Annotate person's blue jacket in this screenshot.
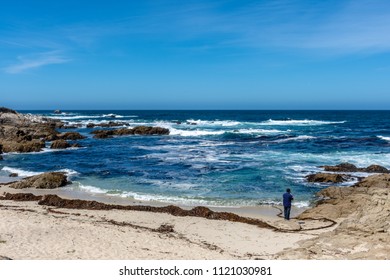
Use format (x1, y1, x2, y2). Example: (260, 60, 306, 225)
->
(283, 192, 293, 207)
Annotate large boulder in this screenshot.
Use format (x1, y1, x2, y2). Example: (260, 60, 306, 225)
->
(132, 126, 169, 135)
(364, 164, 389, 173)
(91, 126, 169, 138)
(6, 172, 68, 189)
(92, 130, 115, 139)
(277, 174, 390, 259)
(321, 163, 389, 173)
(306, 173, 351, 183)
(50, 140, 71, 149)
(0, 140, 45, 153)
(58, 132, 86, 140)
(0, 107, 17, 114)
(322, 163, 358, 172)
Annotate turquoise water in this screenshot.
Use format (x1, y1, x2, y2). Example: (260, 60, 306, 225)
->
(1, 110, 390, 207)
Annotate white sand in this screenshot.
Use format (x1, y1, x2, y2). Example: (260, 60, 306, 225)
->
(0, 185, 327, 260)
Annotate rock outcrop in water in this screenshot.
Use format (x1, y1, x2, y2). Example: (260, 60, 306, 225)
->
(0, 107, 84, 153)
(91, 126, 170, 139)
(306, 173, 352, 183)
(3, 172, 68, 189)
(321, 162, 389, 173)
(277, 173, 390, 259)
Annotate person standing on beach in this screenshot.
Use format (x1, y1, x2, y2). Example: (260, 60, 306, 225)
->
(283, 188, 294, 220)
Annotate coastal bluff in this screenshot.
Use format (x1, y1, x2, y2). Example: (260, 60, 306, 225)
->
(277, 173, 390, 259)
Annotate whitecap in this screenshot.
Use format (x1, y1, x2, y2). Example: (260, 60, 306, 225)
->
(186, 119, 241, 127)
(0, 166, 79, 179)
(273, 135, 316, 143)
(73, 182, 108, 194)
(169, 128, 225, 137)
(1, 166, 43, 177)
(259, 119, 346, 126)
(377, 135, 390, 142)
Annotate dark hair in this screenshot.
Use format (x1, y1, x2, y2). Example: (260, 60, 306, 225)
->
(286, 188, 291, 193)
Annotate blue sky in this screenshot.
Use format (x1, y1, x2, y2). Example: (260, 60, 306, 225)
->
(1, 0, 390, 110)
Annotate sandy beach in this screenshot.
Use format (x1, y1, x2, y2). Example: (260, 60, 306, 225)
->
(0, 182, 320, 260)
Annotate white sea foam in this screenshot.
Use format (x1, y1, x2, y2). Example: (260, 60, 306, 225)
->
(1, 166, 43, 177)
(236, 128, 284, 135)
(74, 182, 108, 194)
(186, 119, 241, 127)
(169, 128, 225, 137)
(273, 135, 316, 143)
(0, 166, 79, 179)
(49, 115, 97, 120)
(168, 127, 285, 137)
(377, 135, 390, 142)
(259, 119, 346, 126)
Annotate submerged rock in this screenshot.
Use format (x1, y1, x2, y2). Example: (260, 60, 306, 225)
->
(5, 172, 68, 189)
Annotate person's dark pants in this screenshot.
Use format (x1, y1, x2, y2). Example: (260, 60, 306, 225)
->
(284, 206, 291, 220)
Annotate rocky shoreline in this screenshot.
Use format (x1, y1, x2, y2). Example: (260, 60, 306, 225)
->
(1, 107, 389, 259)
(0, 107, 170, 154)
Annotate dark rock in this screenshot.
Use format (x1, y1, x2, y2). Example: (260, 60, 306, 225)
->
(0, 107, 17, 114)
(91, 126, 169, 138)
(58, 132, 86, 140)
(0, 155, 3, 160)
(114, 128, 134, 135)
(132, 126, 170, 135)
(92, 130, 115, 139)
(6, 172, 68, 189)
(9, 173, 18, 177)
(0, 256, 12, 260)
(50, 140, 71, 149)
(321, 163, 389, 173)
(306, 173, 351, 183)
(322, 163, 358, 172)
(364, 164, 389, 173)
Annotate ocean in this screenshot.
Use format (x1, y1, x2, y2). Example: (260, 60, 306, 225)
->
(1, 110, 390, 208)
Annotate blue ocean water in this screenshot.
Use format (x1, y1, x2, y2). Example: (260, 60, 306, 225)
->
(1, 110, 390, 207)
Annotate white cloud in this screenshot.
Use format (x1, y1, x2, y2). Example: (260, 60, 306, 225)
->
(4, 51, 69, 74)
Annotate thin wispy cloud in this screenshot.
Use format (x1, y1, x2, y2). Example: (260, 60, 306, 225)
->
(4, 51, 69, 74)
